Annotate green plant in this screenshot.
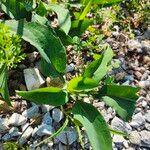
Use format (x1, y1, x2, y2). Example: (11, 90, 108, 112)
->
(0, 0, 140, 149)
(17, 47, 140, 150)
(3, 141, 29, 150)
(0, 23, 25, 105)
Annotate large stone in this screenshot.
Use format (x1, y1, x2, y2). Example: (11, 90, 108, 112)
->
(130, 112, 145, 128)
(111, 117, 132, 133)
(42, 112, 52, 125)
(9, 127, 21, 137)
(57, 127, 77, 145)
(9, 113, 27, 126)
(139, 80, 150, 89)
(22, 105, 39, 119)
(128, 40, 142, 52)
(36, 124, 54, 136)
(0, 118, 9, 134)
(140, 130, 150, 148)
(129, 131, 141, 145)
(19, 126, 33, 145)
(52, 108, 63, 123)
(23, 68, 45, 91)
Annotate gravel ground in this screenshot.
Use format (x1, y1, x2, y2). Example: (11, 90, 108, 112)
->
(0, 26, 150, 150)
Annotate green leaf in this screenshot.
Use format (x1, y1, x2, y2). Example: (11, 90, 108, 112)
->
(5, 20, 66, 74)
(17, 87, 68, 106)
(67, 77, 99, 93)
(93, 0, 122, 5)
(0, 0, 31, 20)
(96, 84, 140, 121)
(21, 0, 36, 11)
(72, 101, 112, 150)
(0, 65, 11, 106)
(70, 19, 93, 37)
(84, 47, 113, 82)
(44, 4, 71, 34)
(109, 128, 128, 137)
(79, 0, 92, 20)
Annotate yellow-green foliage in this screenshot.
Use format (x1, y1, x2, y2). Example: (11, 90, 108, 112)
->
(0, 23, 25, 69)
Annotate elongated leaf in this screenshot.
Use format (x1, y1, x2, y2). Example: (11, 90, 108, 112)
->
(5, 20, 66, 74)
(17, 87, 68, 106)
(72, 101, 112, 150)
(0, 0, 31, 20)
(84, 47, 113, 82)
(93, 0, 122, 5)
(44, 3, 71, 34)
(96, 84, 140, 121)
(0, 66, 11, 106)
(79, 0, 92, 20)
(67, 77, 99, 93)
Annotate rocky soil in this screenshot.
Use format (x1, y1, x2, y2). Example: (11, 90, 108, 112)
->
(0, 24, 150, 150)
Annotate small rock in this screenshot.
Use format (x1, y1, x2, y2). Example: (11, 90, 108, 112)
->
(129, 131, 141, 145)
(32, 127, 38, 137)
(140, 130, 150, 147)
(47, 141, 53, 148)
(111, 117, 132, 133)
(52, 108, 63, 123)
(58, 142, 64, 150)
(22, 105, 39, 118)
(9, 127, 21, 137)
(41, 105, 54, 113)
(2, 133, 11, 141)
(145, 123, 150, 131)
(9, 113, 27, 126)
(36, 124, 54, 136)
(145, 110, 150, 123)
(41, 144, 49, 150)
(57, 127, 77, 145)
(113, 135, 125, 144)
(19, 126, 33, 145)
(142, 100, 147, 108)
(21, 123, 30, 132)
(128, 40, 142, 52)
(0, 118, 9, 133)
(139, 80, 150, 89)
(67, 63, 75, 72)
(130, 112, 145, 128)
(42, 112, 52, 125)
(24, 68, 45, 91)
(143, 27, 150, 39)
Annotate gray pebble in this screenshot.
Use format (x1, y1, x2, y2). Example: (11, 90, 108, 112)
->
(130, 112, 145, 128)
(140, 130, 150, 148)
(52, 108, 63, 123)
(2, 133, 11, 141)
(9, 127, 21, 137)
(111, 117, 132, 133)
(57, 127, 77, 145)
(22, 105, 39, 118)
(129, 131, 141, 145)
(36, 124, 54, 136)
(9, 113, 27, 126)
(42, 112, 52, 125)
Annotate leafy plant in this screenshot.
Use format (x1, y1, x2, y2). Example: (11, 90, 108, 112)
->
(0, 0, 141, 149)
(17, 46, 140, 150)
(0, 23, 25, 105)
